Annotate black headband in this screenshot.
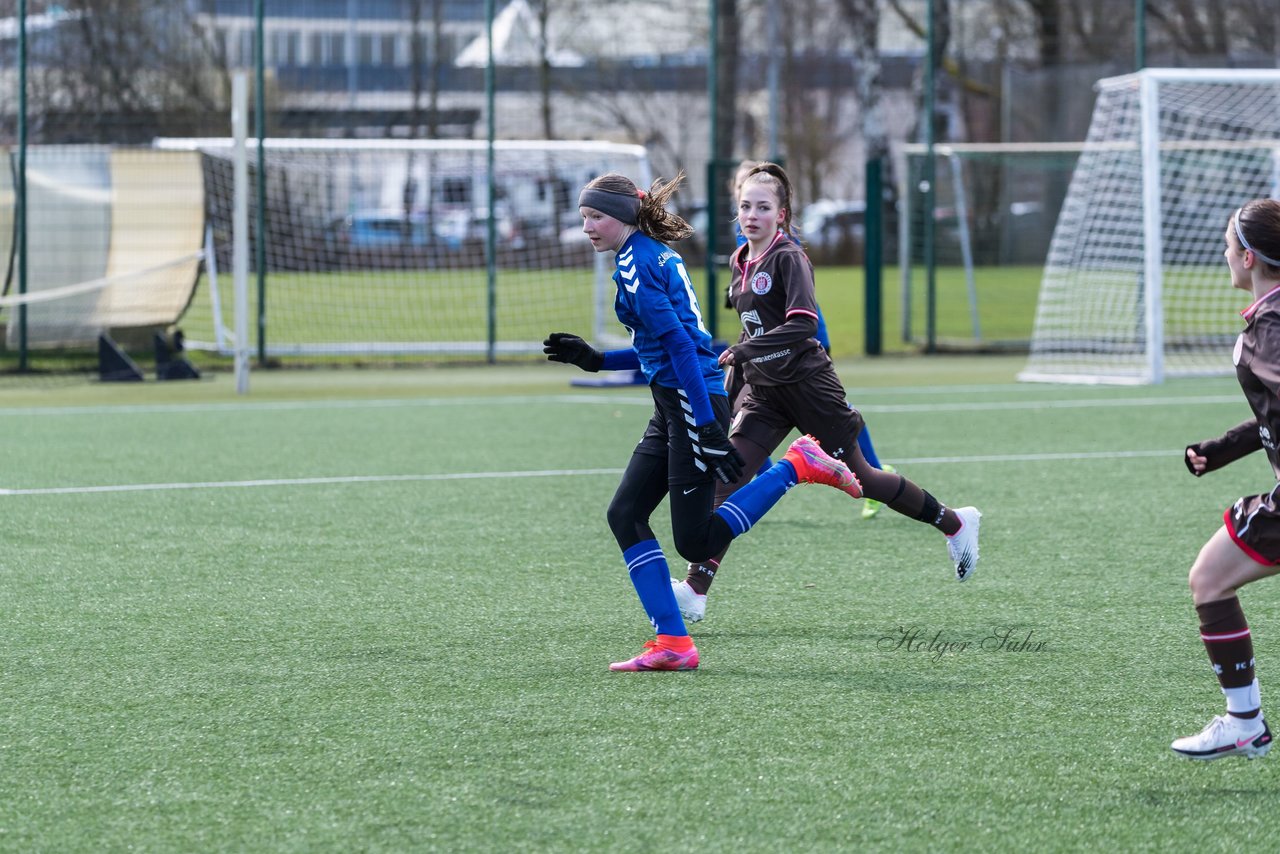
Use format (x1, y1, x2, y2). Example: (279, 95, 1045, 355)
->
(578, 187, 641, 225)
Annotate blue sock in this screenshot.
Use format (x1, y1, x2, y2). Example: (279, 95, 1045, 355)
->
(857, 426, 882, 470)
(755, 456, 773, 478)
(715, 460, 797, 536)
(622, 540, 687, 636)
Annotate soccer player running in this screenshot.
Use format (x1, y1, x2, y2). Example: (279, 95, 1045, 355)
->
(1171, 199, 1280, 760)
(543, 171, 862, 672)
(672, 162, 980, 623)
(728, 159, 897, 521)
(674, 159, 899, 619)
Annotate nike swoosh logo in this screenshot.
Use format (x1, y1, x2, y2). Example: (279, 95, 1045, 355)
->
(682, 487, 697, 495)
(1237, 736, 1258, 747)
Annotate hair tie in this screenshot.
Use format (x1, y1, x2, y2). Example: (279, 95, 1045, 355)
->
(636, 190, 646, 199)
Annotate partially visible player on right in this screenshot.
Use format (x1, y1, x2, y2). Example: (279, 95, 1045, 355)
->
(1172, 198, 1280, 761)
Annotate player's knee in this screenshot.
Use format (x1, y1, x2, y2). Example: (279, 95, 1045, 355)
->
(1188, 561, 1225, 604)
(605, 496, 639, 546)
(671, 528, 714, 565)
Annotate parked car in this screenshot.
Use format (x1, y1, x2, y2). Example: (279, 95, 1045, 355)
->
(800, 199, 866, 262)
(327, 206, 522, 253)
(325, 211, 433, 249)
(434, 206, 522, 250)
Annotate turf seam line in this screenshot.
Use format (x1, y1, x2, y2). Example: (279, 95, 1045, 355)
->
(0, 450, 1182, 496)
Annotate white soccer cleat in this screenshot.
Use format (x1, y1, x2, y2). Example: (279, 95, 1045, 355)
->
(946, 506, 982, 582)
(1171, 713, 1272, 760)
(671, 578, 706, 623)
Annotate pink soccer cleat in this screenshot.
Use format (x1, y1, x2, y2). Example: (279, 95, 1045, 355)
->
(782, 434, 862, 498)
(609, 639, 700, 672)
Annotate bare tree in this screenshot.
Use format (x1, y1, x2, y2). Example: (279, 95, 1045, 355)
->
(29, 0, 229, 143)
(529, 0, 556, 139)
(1147, 0, 1224, 57)
(428, 0, 445, 138)
(762, 0, 854, 205)
(836, 0, 886, 163)
(705, 0, 740, 254)
(403, 0, 427, 139)
(1230, 0, 1278, 58)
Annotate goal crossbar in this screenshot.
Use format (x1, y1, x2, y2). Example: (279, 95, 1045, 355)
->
(153, 137, 652, 362)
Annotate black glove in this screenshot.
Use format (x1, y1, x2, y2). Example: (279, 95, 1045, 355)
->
(543, 332, 604, 372)
(1184, 443, 1204, 477)
(695, 422, 746, 485)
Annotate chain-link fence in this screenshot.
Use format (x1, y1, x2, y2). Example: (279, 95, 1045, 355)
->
(1, 1, 1275, 374)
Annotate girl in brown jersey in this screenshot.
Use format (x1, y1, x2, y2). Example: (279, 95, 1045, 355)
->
(673, 161, 982, 624)
(1172, 199, 1280, 760)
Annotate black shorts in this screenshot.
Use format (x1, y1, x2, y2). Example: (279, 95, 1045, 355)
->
(729, 365, 864, 462)
(635, 384, 734, 486)
(1226, 484, 1280, 565)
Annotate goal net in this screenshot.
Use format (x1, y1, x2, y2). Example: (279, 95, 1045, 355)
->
(1019, 68, 1280, 384)
(894, 141, 1082, 351)
(154, 138, 651, 360)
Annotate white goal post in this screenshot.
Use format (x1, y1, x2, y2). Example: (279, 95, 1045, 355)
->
(1019, 68, 1280, 385)
(153, 136, 651, 362)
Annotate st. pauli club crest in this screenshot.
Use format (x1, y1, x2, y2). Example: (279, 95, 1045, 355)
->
(751, 271, 772, 295)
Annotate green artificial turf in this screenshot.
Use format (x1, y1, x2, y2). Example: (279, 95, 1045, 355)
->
(1, 357, 1274, 851)
(165, 262, 1040, 371)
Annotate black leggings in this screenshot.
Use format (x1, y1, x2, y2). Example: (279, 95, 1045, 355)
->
(606, 450, 734, 563)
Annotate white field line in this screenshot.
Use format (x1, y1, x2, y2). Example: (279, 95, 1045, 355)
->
(0, 450, 1177, 497)
(0, 388, 1239, 496)
(0, 468, 622, 496)
(0, 392, 1244, 418)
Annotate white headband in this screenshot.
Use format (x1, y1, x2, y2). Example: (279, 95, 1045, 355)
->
(1234, 208, 1280, 267)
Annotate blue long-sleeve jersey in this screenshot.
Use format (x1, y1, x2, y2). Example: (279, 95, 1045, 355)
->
(611, 232, 724, 400)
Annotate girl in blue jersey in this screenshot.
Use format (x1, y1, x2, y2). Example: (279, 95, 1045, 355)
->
(544, 171, 861, 672)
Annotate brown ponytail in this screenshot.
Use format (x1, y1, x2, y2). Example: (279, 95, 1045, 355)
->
(583, 170, 693, 243)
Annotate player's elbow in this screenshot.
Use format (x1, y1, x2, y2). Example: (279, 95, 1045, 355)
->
(789, 312, 818, 337)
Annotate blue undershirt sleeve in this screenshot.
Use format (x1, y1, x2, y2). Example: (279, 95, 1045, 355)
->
(814, 303, 832, 351)
(658, 328, 716, 425)
(601, 349, 641, 371)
